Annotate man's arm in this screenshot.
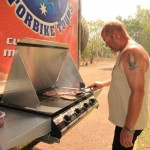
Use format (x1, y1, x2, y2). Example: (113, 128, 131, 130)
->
(120, 48, 146, 148)
(123, 50, 145, 129)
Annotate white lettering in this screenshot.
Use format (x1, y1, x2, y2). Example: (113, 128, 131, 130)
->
(6, 38, 13, 45)
(6, 38, 20, 45)
(9, 1, 73, 36)
(4, 49, 15, 57)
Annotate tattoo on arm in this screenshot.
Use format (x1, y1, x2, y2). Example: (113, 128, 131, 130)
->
(127, 53, 137, 70)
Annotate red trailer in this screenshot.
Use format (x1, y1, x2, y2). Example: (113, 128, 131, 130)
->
(0, 0, 81, 81)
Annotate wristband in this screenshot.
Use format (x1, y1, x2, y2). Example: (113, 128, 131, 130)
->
(124, 126, 135, 134)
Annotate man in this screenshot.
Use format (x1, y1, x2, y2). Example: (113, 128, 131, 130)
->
(88, 21, 150, 150)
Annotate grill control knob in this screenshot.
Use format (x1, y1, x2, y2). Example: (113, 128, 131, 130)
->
(83, 103, 89, 109)
(63, 115, 71, 123)
(74, 108, 81, 115)
(89, 98, 96, 105)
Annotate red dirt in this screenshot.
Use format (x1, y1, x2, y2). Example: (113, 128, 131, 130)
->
(35, 60, 115, 150)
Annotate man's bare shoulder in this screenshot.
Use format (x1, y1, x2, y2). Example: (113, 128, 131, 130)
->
(120, 45, 149, 72)
(122, 43, 148, 60)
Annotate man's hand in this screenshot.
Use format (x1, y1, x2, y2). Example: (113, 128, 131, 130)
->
(87, 80, 111, 91)
(120, 128, 134, 148)
(87, 81, 104, 91)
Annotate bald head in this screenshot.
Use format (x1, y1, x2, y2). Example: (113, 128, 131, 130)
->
(101, 21, 130, 39)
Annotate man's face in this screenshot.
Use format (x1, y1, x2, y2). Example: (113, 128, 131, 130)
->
(101, 32, 119, 52)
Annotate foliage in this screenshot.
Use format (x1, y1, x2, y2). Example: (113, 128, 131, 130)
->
(84, 20, 106, 62)
(122, 6, 150, 55)
(81, 6, 150, 60)
(137, 125, 150, 150)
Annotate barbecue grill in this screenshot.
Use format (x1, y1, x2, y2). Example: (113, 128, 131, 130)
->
(0, 38, 99, 149)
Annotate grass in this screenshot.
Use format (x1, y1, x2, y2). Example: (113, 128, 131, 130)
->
(136, 90, 150, 150)
(137, 122, 150, 150)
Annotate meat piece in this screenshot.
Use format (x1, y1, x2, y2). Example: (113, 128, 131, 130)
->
(57, 91, 74, 95)
(43, 89, 58, 96)
(43, 88, 84, 98)
(60, 95, 76, 100)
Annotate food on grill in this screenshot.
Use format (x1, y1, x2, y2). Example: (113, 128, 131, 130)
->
(42, 88, 83, 100)
(43, 89, 58, 96)
(58, 90, 76, 96)
(60, 95, 76, 100)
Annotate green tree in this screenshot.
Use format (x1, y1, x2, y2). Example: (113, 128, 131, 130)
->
(136, 6, 150, 54)
(82, 6, 150, 61)
(122, 6, 150, 54)
(86, 20, 109, 63)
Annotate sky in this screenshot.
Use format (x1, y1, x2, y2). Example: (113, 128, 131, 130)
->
(82, 0, 150, 21)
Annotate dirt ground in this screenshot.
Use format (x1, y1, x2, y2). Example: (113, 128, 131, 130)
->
(34, 60, 116, 150)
